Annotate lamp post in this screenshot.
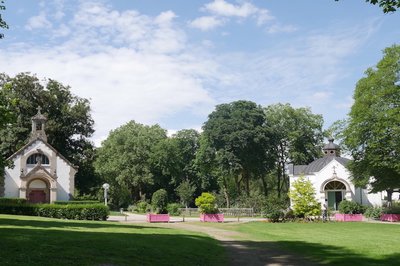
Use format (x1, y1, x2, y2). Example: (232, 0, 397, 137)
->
(102, 183, 110, 206)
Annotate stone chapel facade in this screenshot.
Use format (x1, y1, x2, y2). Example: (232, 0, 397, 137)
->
(1, 108, 77, 203)
(289, 139, 398, 210)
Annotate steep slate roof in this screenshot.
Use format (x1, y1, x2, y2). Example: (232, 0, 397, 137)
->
(289, 139, 350, 175)
(8, 138, 78, 170)
(294, 156, 350, 175)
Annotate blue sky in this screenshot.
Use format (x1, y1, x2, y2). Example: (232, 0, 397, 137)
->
(1, 0, 399, 146)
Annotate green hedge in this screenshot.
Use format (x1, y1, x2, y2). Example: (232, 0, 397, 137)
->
(53, 200, 101, 205)
(0, 203, 37, 216)
(0, 198, 27, 205)
(0, 203, 109, 220)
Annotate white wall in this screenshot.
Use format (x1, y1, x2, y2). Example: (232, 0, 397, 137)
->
(3, 140, 75, 201)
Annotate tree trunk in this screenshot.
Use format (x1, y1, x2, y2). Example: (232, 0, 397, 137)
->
(260, 175, 268, 196)
(242, 169, 250, 196)
(277, 164, 281, 198)
(387, 189, 393, 207)
(222, 176, 230, 208)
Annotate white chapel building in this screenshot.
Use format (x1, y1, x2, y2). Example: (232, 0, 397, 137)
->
(288, 139, 397, 210)
(1, 108, 77, 203)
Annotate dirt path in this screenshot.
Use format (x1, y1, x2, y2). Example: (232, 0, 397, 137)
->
(159, 222, 319, 266)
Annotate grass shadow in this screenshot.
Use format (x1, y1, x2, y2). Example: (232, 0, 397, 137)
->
(0, 216, 226, 266)
(0, 215, 159, 230)
(222, 239, 400, 266)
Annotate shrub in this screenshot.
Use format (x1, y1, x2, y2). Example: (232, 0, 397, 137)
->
(288, 175, 321, 218)
(364, 206, 383, 219)
(262, 205, 284, 222)
(383, 202, 400, 214)
(195, 192, 218, 214)
(262, 195, 287, 222)
(0, 198, 27, 205)
(0, 202, 109, 220)
(128, 201, 151, 213)
(151, 189, 168, 214)
(53, 200, 100, 205)
(283, 209, 296, 221)
(0, 203, 37, 216)
(338, 200, 365, 214)
(167, 203, 182, 216)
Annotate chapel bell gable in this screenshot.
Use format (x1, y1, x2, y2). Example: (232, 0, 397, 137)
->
(323, 138, 340, 157)
(30, 106, 48, 142)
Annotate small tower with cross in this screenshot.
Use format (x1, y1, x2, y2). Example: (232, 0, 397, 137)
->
(30, 106, 48, 142)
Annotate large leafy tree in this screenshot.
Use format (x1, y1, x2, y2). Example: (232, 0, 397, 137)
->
(0, 73, 97, 194)
(151, 129, 201, 202)
(264, 103, 324, 198)
(0, 86, 15, 181)
(95, 121, 166, 207)
(344, 45, 400, 202)
(0, 0, 8, 39)
(335, 0, 400, 12)
(201, 100, 274, 199)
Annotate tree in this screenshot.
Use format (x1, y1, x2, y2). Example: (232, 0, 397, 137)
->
(0, 0, 8, 39)
(0, 73, 97, 194)
(343, 45, 400, 203)
(176, 180, 196, 208)
(151, 189, 168, 214)
(201, 100, 274, 200)
(0, 86, 15, 183)
(264, 103, 324, 198)
(335, 0, 400, 13)
(288, 175, 321, 219)
(95, 121, 166, 206)
(150, 129, 201, 199)
(325, 119, 350, 155)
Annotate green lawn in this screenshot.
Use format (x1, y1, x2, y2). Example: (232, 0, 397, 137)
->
(0, 214, 226, 266)
(206, 221, 400, 266)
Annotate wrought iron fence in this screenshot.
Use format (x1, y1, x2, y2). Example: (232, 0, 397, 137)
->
(179, 207, 254, 217)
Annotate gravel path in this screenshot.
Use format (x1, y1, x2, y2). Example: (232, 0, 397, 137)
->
(157, 222, 319, 266)
(108, 213, 318, 266)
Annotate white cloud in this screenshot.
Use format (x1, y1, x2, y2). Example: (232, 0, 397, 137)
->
(25, 12, 52, 30)
(3, 1, 379, 145)
(204, 0, 268, 20)
(311, 91, 333, 102)
(3, 1, 219, 146)
(189, 16, 225, 31)
(266, 24, 297, 34)
(191, 0, 284, 31)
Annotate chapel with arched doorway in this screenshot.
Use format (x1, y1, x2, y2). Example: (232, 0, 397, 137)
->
(289, 138, 385, 208)
(1, 107, 77, 203)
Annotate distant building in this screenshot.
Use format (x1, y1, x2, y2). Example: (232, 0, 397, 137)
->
(1, 107, 77, 203)
(288, 138, 398, 210)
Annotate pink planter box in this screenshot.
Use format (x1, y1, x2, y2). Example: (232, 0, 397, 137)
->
(200, 213, 224, 222)
(335, 213, 363, 222)
(146, 213, 170, 223)
(380, 214, 400, 222)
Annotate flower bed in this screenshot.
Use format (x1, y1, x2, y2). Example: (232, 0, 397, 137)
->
(146, 213, 170, 223)
(200, 213, 224, 222)
(380, 214, 400, 222)
(335, 213, 363, 222)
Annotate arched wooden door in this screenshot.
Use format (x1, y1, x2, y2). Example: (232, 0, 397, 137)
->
(27, 179, 49, 203)
(29, 190, 46, 203)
